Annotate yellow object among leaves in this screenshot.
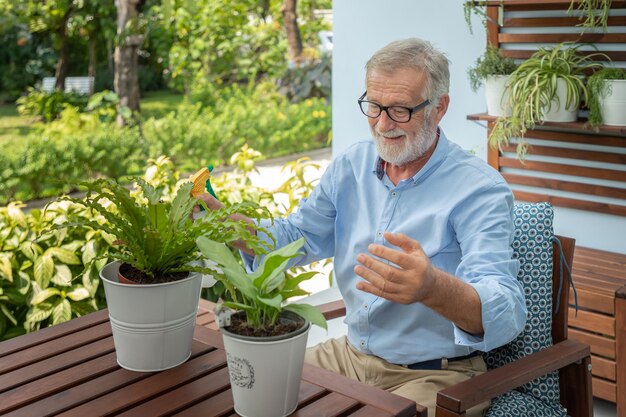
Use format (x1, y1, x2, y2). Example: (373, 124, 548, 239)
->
(189, 167, 209, 198)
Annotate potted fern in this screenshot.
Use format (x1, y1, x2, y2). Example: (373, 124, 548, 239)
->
(587, 67, 626, 126)
(196, 236, 327, 417)
(490, 43, 604, 158)
(468, 45, 518, 116)
(52, 178, 270, 371)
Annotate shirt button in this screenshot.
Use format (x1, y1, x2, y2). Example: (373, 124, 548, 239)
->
(360, 340, 365, 346)
(363, 304, 368, 310)
(391, 192, 397, 197)
(377, 232, 382, 237)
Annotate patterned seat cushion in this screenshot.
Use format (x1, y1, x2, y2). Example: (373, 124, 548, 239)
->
(484, 203, 566, 415)
(486, 390, 566, 417)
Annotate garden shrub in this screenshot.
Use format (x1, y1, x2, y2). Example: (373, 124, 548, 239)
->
(143, 81, 330, 171)
(16, 88, 89, 122)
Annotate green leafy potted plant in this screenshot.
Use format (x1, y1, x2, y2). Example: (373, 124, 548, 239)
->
(196, 236, 327, 417)
(490, 43, 605, 158)
(587, 67, 626, 126)
(468, 45, 518, 116)
(51, 178, 271, 371)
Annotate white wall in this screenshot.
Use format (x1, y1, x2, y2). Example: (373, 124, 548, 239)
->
(331, 1, 626, 253)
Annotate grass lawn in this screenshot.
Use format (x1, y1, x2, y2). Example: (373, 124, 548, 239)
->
(0, 90, 185, 145)
(0, 104, 35, 145)
(140, 90, 185, 119)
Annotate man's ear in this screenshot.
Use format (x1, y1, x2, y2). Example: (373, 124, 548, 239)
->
(432, 94, 450, 124)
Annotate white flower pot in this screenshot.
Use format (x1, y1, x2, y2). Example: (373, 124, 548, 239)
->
(485, 75, 512, 117)
(542, 78, 579, 122)
(100, 261, 203, 372)
(221, 313, 311, 417)
(599, 79, 626, 126)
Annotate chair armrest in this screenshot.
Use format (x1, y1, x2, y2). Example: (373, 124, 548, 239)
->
(436, 339, 590, 414)
(317, 299, 346, 320)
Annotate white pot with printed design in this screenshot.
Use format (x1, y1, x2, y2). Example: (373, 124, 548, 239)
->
(220, 311, 311, 417)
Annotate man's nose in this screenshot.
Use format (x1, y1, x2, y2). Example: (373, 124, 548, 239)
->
(377, 110, 396, 131)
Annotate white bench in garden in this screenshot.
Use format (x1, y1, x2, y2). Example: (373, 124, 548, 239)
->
(42, 76, 94, 95)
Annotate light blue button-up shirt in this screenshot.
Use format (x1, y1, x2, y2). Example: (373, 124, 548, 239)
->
(244, 130, 526, 365)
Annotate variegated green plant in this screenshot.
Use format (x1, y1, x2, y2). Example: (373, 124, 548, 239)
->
(196, 236, 327, 331)
(0, 200, 109, 339)
(51, 178, 272, 283)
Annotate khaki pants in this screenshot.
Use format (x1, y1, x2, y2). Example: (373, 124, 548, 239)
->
(305, 336, 489, 417)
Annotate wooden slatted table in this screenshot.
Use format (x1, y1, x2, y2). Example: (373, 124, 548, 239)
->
(0, 306, 419, 417)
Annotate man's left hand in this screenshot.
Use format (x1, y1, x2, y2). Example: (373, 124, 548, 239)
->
(354, 232, 436, 304)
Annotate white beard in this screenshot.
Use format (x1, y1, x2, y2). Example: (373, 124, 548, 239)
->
(370, 118, 437, 166)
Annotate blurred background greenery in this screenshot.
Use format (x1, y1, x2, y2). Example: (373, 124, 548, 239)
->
(0, 0, 332, 204)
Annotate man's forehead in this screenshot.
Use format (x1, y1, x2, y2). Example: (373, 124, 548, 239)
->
(366, 68, 427, 101)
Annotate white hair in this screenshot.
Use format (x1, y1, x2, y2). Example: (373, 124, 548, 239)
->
(365, 38, 450, 116)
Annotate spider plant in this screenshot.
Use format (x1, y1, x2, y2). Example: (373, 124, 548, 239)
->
(489, 43, 605, 159)
(568, 0, 612, 32)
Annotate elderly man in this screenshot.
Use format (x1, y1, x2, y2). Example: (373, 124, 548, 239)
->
(202, 38, 526, 415)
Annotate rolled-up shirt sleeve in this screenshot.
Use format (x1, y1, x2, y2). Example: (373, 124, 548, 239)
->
(450, 183, 527, 351)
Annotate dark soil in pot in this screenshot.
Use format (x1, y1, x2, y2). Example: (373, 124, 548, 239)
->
(118, 263, 189, 285)
(225, 311, 305, 338)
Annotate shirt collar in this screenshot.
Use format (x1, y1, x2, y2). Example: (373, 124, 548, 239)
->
(373, 127, 445, 182)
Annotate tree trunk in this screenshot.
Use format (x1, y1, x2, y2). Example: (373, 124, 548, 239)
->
(281, 0, 303, 67)
(114, 0, 142, 125)
(88, 36, 97, 94)
(54, 9, 73, 92)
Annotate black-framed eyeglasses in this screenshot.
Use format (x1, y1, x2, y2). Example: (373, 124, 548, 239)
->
(357, 91, 430, 123)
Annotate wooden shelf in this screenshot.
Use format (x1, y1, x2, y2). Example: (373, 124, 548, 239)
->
(474, 0, 626, 8)
(467, 113, 626, 139)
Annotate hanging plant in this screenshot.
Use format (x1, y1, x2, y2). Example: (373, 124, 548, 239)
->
(568, 0, 612, 32)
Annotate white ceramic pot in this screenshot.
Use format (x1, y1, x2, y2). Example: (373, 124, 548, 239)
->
(599, 79, 626, 126)
(542, 78, 579, 122)
(221, 312, 311, 417)
(485, 75, 512, 117)
(100, 261, 203, 372)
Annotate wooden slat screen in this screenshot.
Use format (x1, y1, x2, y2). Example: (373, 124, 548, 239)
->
(476, 1, 626, 217)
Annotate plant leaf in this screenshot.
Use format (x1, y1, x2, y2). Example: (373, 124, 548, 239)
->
(196, 236, 244, 273)
(257, 294, 282, 309)
(34, 254, 54, 288)
(285, 303, 327, 330)
(66, 286, 90, 301)
(31, 287, 62, 305)
(52, 299, 72, 325)
(51, 264, 73, 286)
(46, 247, 81, 265)
(0, 254, 13, 283)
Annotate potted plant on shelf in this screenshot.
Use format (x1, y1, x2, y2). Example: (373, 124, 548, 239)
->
(468, 44, 518, 117)
(196, 236, 327, 417)
(587, 67, 626, 126)
(489, 43, 605, 159)
(50, 177, 270, 372)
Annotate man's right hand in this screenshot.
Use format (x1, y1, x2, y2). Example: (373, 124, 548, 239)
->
(193, 192, 257, 256)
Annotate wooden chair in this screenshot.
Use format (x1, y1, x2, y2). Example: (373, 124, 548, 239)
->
(312, 203, 593, 417)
